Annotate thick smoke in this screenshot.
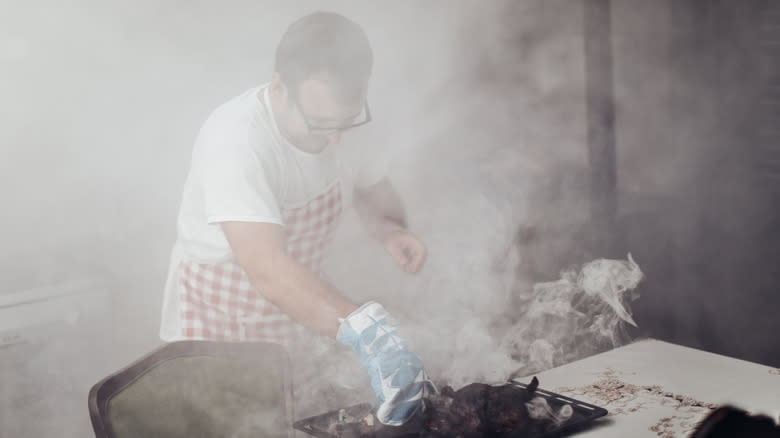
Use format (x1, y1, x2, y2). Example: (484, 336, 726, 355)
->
(10, 1, 773, 436)
(296, 0, 645, 416)
(2, 1, 636, 430)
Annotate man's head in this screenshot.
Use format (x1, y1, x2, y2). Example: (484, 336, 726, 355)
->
(269, 11, 373, 153)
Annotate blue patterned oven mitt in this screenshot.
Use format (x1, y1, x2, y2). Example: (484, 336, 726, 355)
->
(337, 301, 436, 426)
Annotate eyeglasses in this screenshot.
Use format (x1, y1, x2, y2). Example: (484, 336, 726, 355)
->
(292, 97, 372, 134)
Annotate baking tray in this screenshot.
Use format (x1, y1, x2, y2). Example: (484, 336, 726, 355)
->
(293, 379, 608, 438)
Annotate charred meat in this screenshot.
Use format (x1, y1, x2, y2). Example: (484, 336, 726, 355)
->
(323, 377, 556, 437)
(424, 377, 548, 437)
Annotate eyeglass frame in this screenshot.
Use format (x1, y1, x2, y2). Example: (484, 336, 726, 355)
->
(290, 93, 372, 134)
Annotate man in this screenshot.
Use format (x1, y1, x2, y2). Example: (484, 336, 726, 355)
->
(159, 11, 433, 426)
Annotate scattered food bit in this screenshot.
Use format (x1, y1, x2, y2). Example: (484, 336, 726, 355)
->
(557, 370, 720, 412)
(557, 369, 723, 437)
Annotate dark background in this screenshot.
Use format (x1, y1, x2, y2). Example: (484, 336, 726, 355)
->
(509, 1, 780, 367)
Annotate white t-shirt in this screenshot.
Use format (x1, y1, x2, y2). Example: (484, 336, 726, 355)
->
(160, 84, 385, 341)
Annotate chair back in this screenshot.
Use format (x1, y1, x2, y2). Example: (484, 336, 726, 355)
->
(88, 341, 293, 438)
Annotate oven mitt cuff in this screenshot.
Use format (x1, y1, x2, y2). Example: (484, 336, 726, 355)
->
(337, 301, 435, 426)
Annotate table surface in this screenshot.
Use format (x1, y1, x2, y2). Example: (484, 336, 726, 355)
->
(518, 338, 780, 438)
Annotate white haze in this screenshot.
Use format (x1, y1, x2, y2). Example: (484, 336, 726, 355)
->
(3, 0, 652, 435)
(289, 0, 645, 417)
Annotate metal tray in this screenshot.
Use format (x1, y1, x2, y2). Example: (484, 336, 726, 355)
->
(293, 380, 608, 438)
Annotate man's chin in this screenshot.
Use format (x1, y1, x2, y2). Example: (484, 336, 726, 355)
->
(294, 138, 329, 154)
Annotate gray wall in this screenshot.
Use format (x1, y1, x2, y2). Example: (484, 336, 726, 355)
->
(609, 0, 779, 366)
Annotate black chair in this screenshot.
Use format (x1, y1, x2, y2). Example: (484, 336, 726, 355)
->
(88, 341, 293, 438)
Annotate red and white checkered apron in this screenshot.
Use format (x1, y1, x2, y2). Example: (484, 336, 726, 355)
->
(177, 182, 343, 344)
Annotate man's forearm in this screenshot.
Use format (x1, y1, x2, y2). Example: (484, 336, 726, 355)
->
(245, 252, 358, 336)
(221, 221, 359, 337)
(354, 179, 408, 242)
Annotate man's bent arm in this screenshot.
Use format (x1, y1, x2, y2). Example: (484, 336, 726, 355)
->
(354, 178, 408, 242)
(221, 221, 358, 337)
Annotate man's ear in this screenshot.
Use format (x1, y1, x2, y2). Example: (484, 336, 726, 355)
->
(270, 73, 288, 100)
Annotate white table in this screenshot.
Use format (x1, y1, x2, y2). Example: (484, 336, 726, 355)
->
(519, 339, 780, 437)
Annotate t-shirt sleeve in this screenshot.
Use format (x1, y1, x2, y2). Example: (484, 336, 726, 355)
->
(195, 120, 283, 226)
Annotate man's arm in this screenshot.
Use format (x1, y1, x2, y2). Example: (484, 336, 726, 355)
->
(223, 220, 433, 424)
(354, 178, 427, 273)
(353, 178, 408, 241)
(221, 221, 358, 337)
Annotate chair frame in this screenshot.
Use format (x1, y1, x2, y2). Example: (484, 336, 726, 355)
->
(88, 340, 293, 438)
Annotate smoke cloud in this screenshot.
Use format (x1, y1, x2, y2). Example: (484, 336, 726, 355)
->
(5, 1, 775, 436)
(295, 0, 644, 417)
(1, 0, 627, 429)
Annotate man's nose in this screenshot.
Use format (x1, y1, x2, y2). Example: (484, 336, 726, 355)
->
(326, 130, 341, 144)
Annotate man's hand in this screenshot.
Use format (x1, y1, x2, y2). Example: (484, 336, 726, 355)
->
(354, 179, 426, 274)
(337, 302, 435, 426)
(383, 230, 427, 274)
